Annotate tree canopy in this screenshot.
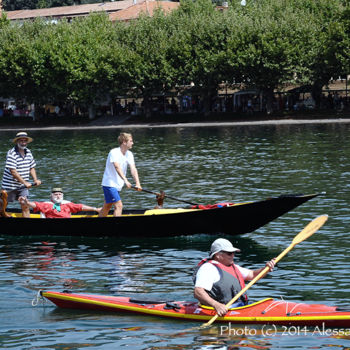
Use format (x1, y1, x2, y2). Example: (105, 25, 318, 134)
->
(0, 0, 348, 115)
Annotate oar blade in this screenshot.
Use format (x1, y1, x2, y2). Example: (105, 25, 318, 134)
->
(292, 215, 328, 245)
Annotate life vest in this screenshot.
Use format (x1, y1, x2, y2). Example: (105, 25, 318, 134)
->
(193, 258, 249, 305)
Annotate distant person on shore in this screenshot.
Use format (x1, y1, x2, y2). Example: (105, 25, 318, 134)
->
(99, 132, 142, 217)
(247, 99, 253, 114)
(19, 187, 101, 218)
(1, 131, 41, 218)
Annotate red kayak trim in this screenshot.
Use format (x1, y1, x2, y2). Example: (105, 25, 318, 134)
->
(40, 291, 350, 327)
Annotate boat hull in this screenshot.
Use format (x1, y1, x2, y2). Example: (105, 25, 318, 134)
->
(41, 291, 350, 327)
(1, 193, 319, 237)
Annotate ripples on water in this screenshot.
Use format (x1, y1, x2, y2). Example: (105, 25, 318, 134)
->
(0, 123, 350, 349)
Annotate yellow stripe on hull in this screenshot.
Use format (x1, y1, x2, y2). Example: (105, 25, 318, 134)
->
(9, 208, 200, 219)
(41, 292, 350, 324)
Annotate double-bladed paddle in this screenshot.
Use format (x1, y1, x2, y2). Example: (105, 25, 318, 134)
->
(132, 186, 198, 206)
(198, 214, 328, 329)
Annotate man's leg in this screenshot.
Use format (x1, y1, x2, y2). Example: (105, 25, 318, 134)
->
(21, 202, 30, 218)
(113, 200, 123, 217)
(15, 188, 30, 218)
(99, 202, 113, 217)
(101, 186, 122, 217)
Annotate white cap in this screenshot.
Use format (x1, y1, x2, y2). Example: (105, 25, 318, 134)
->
(209, 238, 241, 258)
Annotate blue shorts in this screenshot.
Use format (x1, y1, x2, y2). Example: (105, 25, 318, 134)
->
(102, 186, 121, 204)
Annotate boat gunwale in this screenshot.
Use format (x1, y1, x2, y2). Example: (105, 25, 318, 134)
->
(2, 193, 320, 220)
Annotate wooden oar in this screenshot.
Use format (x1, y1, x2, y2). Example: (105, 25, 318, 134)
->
(132, 186, 198, 206)
(199, 214, 328, 329)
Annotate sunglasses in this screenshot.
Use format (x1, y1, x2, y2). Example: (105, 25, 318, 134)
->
(222, 251, 235, 256)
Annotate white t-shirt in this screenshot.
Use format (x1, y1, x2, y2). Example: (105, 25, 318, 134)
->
(101, 147, 135, 191)
(195, 261, 250, 291)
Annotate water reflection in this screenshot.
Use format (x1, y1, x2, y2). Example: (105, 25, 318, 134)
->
(1, 124, 349, 208)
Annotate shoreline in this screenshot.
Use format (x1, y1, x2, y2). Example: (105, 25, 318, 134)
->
(0, 117, 350, 131)
(0, 111, 350, 132)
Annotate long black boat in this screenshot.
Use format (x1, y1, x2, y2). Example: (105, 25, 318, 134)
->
(0, 193, 320, 237)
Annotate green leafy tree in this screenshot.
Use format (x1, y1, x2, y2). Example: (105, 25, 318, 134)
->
(36, 13, 136, 111)
(67, 14, 139, 113)
(0, 13, 135, 118)
(304, 0, 349, 106)
(166, 0, 230, 114)
(341, 7, 350, 73)
(222, 0, 320, 112)
(116, 10, 176, 115)
(3, 0, 37, 10)
(1, 0, 348, 120)
(0, 19, 48, 103)
(0, 11, 10, 28)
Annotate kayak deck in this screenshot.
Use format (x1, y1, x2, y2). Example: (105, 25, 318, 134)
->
(40, 291, 350, 327)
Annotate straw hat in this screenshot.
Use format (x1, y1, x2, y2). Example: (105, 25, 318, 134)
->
(13, 131, 33, 144)
(51, 188, 64, 193)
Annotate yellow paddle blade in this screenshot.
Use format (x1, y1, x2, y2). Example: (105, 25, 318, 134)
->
(292, 215, 328, 245)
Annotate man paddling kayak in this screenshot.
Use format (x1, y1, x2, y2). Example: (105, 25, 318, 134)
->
(193, 238, 276, 316)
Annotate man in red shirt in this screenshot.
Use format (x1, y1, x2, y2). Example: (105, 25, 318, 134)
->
(19, 187, 101, 218)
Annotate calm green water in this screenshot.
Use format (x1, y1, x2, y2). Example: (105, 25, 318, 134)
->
(0, 123, 350, 349)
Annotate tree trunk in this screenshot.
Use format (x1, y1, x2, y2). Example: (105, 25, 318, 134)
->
(142, 95, 151, 117)
(264, 88, 275, 114)
(88, 105, 96, 120)
(201, 87, 217, 116)
(312, 80, 326, 109)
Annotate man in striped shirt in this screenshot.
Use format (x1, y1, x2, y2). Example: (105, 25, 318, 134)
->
(1, 131, 41, 217)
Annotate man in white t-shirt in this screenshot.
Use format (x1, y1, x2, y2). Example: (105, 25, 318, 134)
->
(99, 132, 142, 217)
(193, 238, 276, 316)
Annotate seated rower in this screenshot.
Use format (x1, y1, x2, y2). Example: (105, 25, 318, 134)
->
(18, 187, 101, 218)
(193, 238, 276, 316)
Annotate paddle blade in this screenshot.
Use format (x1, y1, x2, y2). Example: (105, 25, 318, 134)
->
(292, 215, 328, 245)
